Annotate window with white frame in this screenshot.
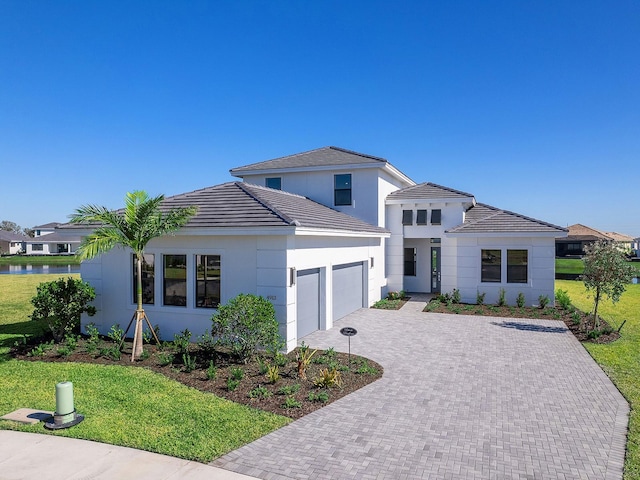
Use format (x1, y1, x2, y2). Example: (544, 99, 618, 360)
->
(132, 254, 155, 305)
(481, 249, 529, 283)
(195, 254, 221, 308)
(164, 254, 187, 306)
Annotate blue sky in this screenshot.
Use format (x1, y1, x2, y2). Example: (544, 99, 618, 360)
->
(1, 1, 638, 235)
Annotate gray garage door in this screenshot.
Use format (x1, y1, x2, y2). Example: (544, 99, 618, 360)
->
(297, 268, 320, 339)
(332, 262, 364, 321)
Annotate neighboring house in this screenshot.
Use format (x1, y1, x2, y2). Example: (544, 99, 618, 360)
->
(63, 146, 567, 350)
(556, 224, 636, 257)
(26, 222, 81, 255)
(0, 231, 28, 255)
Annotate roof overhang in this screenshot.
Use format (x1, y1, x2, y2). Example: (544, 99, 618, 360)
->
(445, 231, 568, 239)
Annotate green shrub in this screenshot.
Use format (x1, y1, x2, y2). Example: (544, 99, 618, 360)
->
(497, 288, 507, 307)
(173, 329, 192, 356)
(182, 353, 196, 372)
(84, 322, 102, 354)
(451, 288, 461, 304)
(282, 395, 301, 409)
(277, 384, 300, 395)
(308, 390, 329, 403)
(476, 291, 486, 305)
(248, 386, 271, 399)
(516, 292, 526, 308)
(30, 277, 96, 342)
(211, 293, 283, 362)
(227, 378, 240, 391)
(230, 366, 244, 380)
(206, 360, 217, 380)
(555, 289, 572, 310)
(538, 294, 550, 309)
(266, 364, 280, 384)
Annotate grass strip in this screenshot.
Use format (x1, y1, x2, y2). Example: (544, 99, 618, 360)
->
(556, 280, 640, 480)
(0, 360, 289, 462)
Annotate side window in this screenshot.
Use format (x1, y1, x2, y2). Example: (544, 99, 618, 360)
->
(507, 250, 528, 283)
(265, 177, 281, 190)
(334, 174, 352, 206)
(416, 210, 428, 225)
(402, 210, 413, 225)
(164, 254, 187, 306)
(431, 209, 442, 225)
(481, 249, 501, 282)
(132, 254, 155, 305)
(195, 254, 221, 308)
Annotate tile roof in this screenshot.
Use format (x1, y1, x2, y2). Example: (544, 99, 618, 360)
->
(387, 182, 474, 201)
(446, 203, 567, 234)
(230, 146, 388, 174)
(0, 231, 29, 242)
(33, 222, 61, 229)
(26, 232, 81, 243)
(65, 182, 388, 235)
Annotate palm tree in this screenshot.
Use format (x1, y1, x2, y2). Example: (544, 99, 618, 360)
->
(70, 191, 197, 360)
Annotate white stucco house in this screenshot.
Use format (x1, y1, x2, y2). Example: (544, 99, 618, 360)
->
(0, 231, 29, 255)
(64, 147, 567, 350)
(25, 222, 81, 255)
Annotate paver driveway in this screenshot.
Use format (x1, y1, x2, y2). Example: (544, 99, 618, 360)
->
(213, 298, 629, 479)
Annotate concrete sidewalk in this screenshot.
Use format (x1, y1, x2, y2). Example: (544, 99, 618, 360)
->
(0, 430, 257, 480)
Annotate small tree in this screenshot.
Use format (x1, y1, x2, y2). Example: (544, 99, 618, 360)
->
(211, 293, 283, 362)
(582, 240, 635, 329)
(31, 277, 97, 342)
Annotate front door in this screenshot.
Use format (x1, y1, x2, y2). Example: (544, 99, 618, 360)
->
(431, 247, 441, 294)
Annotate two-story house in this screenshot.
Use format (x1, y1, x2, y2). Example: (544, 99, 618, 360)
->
(25, 222, 81, 255)
(68, 146, 566, 350)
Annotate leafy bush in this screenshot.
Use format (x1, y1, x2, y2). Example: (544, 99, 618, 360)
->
(476, 291, 486, 305)
(266, 364, 280, 384)
(313, 368, 343, 388)
(173, 329, 192, 356)
(555, 289, 572, 310)
(296, 342, 317, 380)
(387, 290, 406, 300)
(538, 295, 550, 309)
(211, 293, 283, 362)
(282, 395, 301, 409)
(84, 322, 102, 354)
(248, 386, 271, 399)
(451, 288, 461, 304)
(227, 378, 240, 391)
(206, 360, 217, 380)
(497, 288, 507, 307)
(230, 366, 244, 380)
(182, 353, 196, 372)
(308, 390, 329, 403)
(516, 292, 526, 308)
(30, 277, 96, 342)
(277, 384, 301, 395)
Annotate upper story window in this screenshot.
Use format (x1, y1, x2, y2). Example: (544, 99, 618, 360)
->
(416, 210, 427, 225)
(265, 177, 281, 190)
(334, 174, 352, 206)
(402, 210, 413, 225)
(431, 209, 442, 225)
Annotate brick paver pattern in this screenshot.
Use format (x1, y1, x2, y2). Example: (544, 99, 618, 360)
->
(213, 296, 629, 479)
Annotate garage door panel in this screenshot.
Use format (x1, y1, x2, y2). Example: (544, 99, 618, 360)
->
(332, 262, 364, 321)
(297, 268, 320, 339)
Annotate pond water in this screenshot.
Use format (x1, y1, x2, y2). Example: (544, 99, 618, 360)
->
(0, 264, 81, 275)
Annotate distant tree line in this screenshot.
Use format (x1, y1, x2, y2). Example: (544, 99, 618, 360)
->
(0, 220, 35, 237)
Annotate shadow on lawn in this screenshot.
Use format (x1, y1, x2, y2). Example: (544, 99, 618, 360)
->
(491, 321, 568, 334)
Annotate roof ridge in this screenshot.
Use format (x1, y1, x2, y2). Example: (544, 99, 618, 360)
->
(237, 183, 297, 226)
(475, 203, 568, 231)
(327, 146, 388, 163)
(425, 182, 475, 198)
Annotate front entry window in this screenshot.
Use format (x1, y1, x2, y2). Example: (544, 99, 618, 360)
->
(404, 247, 416, 276)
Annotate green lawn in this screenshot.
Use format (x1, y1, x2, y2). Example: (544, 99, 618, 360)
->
(0, 274, 289, 462)
(556, 279, 640, 480)
(557, 257, 640, 275)
(0, 255, 80, 265)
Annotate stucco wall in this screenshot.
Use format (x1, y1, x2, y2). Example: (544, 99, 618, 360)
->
(80, 232, 386, 352)
(453, 236, 556, 306)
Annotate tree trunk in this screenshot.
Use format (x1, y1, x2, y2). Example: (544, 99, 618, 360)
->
(131, 255, 145, 361)
(593, 287, 601, 330)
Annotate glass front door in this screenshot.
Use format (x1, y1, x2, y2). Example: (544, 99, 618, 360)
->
(431, 247, 441, 294)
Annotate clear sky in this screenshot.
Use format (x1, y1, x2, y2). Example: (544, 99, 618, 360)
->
(1, 1, 638, 235)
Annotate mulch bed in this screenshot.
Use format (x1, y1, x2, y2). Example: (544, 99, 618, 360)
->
(423, 301, 620, 344)
(12, 340, 383, 420)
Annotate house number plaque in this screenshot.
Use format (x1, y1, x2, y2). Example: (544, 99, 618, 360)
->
(340, 327, 357, 364)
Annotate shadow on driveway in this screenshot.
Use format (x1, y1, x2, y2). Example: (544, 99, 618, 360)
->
(491, 320, 568, 333)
